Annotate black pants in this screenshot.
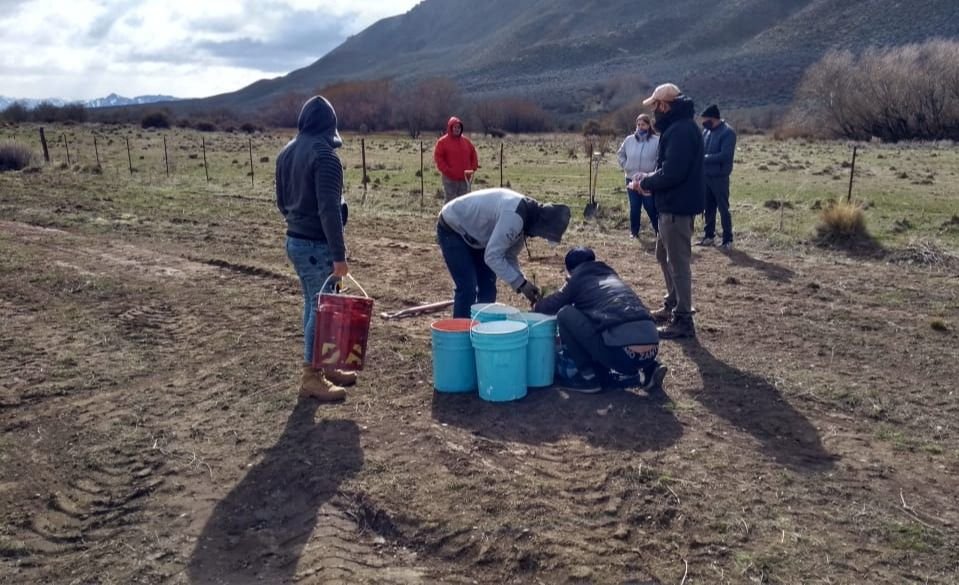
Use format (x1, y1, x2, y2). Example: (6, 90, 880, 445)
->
(557, 306, 657, 381)
(704, 176, 733, 243)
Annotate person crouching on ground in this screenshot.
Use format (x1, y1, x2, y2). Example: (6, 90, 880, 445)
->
(276, 95, 356, 402)
(533, 247, 668, 395)
(437, 188, 571, 318)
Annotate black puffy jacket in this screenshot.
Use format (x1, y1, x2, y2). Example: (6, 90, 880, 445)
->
(534, 261, 653, 329)
(639, 96, 705, 216)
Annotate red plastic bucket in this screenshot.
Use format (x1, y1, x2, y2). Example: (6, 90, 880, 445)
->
(311, 275, 373, 372)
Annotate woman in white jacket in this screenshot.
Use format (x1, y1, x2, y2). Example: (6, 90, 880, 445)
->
(616, 113, 660, 238)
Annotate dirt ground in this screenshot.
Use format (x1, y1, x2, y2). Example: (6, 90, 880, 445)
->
(1, 169, 959, 584)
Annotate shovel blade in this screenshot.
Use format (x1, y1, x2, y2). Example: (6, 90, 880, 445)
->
(583, 202, 598, 218)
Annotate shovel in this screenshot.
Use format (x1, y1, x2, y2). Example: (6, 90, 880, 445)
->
(583, 152, 601, 218)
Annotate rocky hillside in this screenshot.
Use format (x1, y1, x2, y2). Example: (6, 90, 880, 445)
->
(181, 0, 959, 116)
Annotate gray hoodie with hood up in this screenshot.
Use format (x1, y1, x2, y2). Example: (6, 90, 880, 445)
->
(275, 96, 348, 261)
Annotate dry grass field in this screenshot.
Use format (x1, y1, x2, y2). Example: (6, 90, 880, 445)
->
(1, 124, 957, 584)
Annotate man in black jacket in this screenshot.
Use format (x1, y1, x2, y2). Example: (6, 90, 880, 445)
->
(638, 83, 706, 339)
(533, 247, 667, 394)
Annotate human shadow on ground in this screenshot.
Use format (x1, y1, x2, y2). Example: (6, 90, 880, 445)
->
(718, 247, 796, 283)
(431, 386, 682, 453)
(187, 399, 363, 585)
(677, 337, 836, 472)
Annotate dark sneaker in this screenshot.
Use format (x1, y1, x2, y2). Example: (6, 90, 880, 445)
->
(641, 364, 668, 392)
(695, 237, 715, 247)
(556, 374, 603, 393)
(604, 371, 641, 390)
(650, 305, 674, 324)
(719, 241, 734, 250)
(657, 318, 696, 340)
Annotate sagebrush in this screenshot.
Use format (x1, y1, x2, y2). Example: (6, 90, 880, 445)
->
(0, 142, 33, 171)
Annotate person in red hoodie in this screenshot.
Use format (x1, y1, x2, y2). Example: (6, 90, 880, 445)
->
(434, 116, 479, 202)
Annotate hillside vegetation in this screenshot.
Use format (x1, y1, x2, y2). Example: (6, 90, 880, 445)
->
(180, 0, 959, 119)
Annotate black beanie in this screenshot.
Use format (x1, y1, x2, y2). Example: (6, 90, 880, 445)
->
(564, 247, 595, 272)
(700, 104, 721, 119)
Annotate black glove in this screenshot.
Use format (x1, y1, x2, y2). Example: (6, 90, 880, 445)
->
(517, 279, 542, 304)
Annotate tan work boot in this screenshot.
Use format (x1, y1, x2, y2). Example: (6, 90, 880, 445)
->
(324, 369, 357, 387)
(300, 365, 346, 402)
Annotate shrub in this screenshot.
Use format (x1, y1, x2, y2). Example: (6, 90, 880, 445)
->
(814, 201, 874, 248)
(240, 122, 258, 134)
(792, 39, 959, 141)
(1, 102, 29, 123)
(141, 111, 171, 129)
(0, 142, 33, 171)
(194, 121, 217, 132)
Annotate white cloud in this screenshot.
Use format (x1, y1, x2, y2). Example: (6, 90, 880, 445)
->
(0, 0, 420, 100)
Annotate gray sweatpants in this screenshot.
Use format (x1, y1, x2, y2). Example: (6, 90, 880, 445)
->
(655, 212, 695, 317)
(441, 177, 470, 202)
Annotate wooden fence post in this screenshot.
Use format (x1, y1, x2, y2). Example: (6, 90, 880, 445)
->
(125, 136, 133, 175)
(201, 137, 209, 182)
(500, 142, 504, 187)
(248, 138, 254, 187)
(62, 134, 71, 166)
(360, 137, 368, 205)
(420, 140, 425, 209)
(39, 127, 50, 162)
(846, 145, 858, 203)
(93, 134, 101, 169)
(163, 135, 169, 176)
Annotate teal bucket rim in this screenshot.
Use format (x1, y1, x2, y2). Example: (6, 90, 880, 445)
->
(470, 302, 520, 315)
(471, 320, 528, 335)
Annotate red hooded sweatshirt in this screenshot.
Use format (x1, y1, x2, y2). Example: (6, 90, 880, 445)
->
(433, 116, 478, 181)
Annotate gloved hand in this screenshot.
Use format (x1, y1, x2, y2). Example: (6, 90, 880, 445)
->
(517, 279, 542, 304)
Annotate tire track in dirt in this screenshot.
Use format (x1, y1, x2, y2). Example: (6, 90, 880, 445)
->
(1, 223, 455, 584)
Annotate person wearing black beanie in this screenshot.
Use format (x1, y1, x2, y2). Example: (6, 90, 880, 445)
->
(697, 104, 737, 249)
(533, 247, 668, 395)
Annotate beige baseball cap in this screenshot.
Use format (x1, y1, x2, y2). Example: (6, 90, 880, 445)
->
(642, 83, 681, 107)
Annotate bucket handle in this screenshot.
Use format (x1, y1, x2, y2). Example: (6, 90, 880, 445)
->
(471, 301, 510, 324)
(319, 273, 370, 299)
(470, 308, 531, 343)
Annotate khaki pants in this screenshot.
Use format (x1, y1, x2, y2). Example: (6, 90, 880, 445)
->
(655, 212, 695, 317)
(442, 177, 470, 202)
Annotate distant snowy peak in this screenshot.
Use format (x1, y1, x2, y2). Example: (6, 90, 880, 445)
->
(84, 93, 180, 108)
(0, 94, 181, 110)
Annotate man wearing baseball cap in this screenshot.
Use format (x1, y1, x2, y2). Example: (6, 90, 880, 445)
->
(636, 83, 705, 339)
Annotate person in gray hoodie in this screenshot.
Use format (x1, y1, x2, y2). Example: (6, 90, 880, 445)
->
(276, 95, 354, 402)
(437, 188, 572, 318)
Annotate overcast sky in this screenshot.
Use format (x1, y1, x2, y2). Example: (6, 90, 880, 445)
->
(0, 0, 421, 100)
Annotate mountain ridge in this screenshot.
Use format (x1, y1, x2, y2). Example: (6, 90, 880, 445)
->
(0, 93, 181, 111)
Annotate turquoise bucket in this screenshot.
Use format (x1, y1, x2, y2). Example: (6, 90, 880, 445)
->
(471, 320, 529, 402)
(470, 303, 520, 323)
(431, 319, 478, 393)
(510, 312, 557, 387)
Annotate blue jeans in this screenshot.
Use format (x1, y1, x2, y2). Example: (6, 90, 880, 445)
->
(626, 179, 659, 235)
(286, 237, 335, 363)
(437, 223, 497, 318)
(556, 306, 659, 382)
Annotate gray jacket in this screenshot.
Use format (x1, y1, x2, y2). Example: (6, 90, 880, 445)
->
(617, 133, 659, 178)
(439, 188, 570, 289)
